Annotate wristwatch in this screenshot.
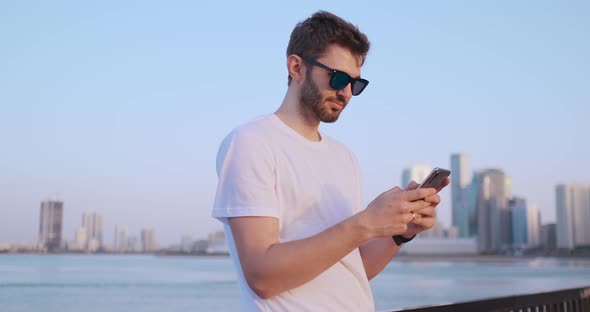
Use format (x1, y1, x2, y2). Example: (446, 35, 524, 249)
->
(392, 234, 416, 246)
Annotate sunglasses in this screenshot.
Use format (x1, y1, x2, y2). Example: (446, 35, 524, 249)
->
(298, 55, 369, 96)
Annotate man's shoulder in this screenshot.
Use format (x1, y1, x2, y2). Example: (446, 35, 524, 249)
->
(235, 114, 276, 134)
(219, 114, 277, 150)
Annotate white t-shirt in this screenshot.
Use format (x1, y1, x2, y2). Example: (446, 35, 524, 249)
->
(212, 114, 374, 312)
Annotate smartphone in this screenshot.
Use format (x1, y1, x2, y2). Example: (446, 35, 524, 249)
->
(418, 167, 451, 191)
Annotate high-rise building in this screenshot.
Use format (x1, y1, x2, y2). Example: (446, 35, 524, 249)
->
(510, 197, 541, 250)
(127, 236, 141, 253)
(74, 227, 88, 251)
(475, 169, 512, 253)
(114, 226, 128, 252)
(38, 200, 64, 251)
(556, 184, 590, 249)
(401, 164, 432, 189)
(464, 172, 481, 239)
(82, 212, 104, 249)
(541, 223, 557, 250)
(527, 203, 541, 248)
(450, 153, 472, 238)
(141, 229, 157, 252)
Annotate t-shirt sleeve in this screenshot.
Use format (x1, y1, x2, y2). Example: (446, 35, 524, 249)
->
(211, 128, 279, 224)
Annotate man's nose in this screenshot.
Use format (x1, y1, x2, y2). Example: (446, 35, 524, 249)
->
(336, 83, 353, 102)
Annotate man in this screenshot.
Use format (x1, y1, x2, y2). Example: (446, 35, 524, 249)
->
(212, 11, 449, 311)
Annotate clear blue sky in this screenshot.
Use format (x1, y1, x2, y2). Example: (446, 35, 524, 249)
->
(1, 1, 588, 245)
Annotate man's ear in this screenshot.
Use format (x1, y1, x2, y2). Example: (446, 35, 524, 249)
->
(287, 54, 306, 83)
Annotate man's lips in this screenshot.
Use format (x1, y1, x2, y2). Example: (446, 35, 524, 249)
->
(328, 99, 345, 109)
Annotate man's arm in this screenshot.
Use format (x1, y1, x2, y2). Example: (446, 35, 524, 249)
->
(358, 205, 436, 280)
(358, 179, 450, 280)
(228, 187, 436, 299)
(229, 214, 370, 299)
(358, 237, 402, 281)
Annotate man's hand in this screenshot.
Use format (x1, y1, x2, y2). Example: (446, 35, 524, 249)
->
(357, 183, 444, 279)
(401, 178, 451, 237)
(360, 186, 438, 239)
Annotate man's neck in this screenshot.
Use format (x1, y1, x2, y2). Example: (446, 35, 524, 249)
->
(275, 90, 321, 142)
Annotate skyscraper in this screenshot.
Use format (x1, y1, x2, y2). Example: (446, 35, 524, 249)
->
(127, 236, 141, 253)
(82, 212, 104, 251)
(556, 184, 590, 249)
(114, 225, 128, 252)
(74, 227, 88, 251)
(526, 203, 541, 248)
(401, 164, 431, 188)
(38, 200, 64, 252)
(450, 153, 472, 237)
(541, 223, 557, 250)
(475, 169, 512, 253)
(466, 172, 481, 238)
(510, 197, 541, 250)
(141, 229, 157, 252)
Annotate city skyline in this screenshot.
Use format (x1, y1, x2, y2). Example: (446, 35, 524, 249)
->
(1, 1, 589, 245)
(2, 152, 587, 247)
(4, 152, 576, 249)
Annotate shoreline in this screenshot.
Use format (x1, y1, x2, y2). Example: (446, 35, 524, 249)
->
(393, 253, 590, 263)
(3, 252, 590, 263)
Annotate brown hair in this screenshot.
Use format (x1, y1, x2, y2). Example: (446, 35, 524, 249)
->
(286, 11, 370, 85)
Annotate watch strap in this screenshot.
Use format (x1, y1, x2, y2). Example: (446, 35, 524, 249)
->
(392, 234, 416, 246)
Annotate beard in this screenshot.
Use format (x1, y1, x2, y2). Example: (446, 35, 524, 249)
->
(299, 74, 347, 123)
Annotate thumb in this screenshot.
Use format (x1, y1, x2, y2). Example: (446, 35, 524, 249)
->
(406, 180, 420, 191)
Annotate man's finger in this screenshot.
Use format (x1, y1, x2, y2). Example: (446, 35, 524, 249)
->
(401, 199, 432, 213)
(412, 207, 436, 219)
(424, 194, 441, 205)
(403, 187, 437, 202)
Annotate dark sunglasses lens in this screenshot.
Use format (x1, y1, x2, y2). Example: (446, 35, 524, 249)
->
(330, 71, 352, 90)
(351, 79, 369, 96)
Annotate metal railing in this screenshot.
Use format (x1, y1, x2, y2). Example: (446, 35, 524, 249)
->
(390, 286, 590, 312)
